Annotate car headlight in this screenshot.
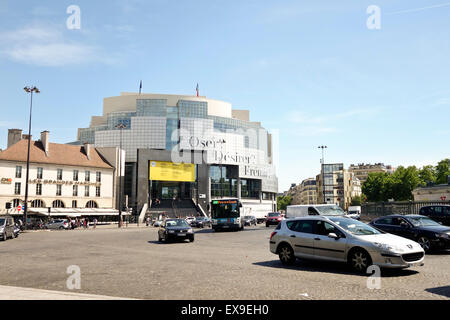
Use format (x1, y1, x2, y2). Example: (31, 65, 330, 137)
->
(0, 227, 4, 233)
(374, 242, 404, 253)
(188, 229, 193, 233)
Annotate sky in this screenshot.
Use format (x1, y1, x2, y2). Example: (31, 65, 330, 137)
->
(0, 0, 449, 192)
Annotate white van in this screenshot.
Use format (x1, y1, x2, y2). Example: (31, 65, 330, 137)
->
(286, 204, 346, 218)
(347, 206, 361, 220)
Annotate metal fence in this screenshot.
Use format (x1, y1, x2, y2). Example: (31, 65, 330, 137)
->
(361, 200, 450, 221)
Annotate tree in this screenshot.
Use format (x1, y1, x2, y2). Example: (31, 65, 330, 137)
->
(277, 195, 292, 211)
(418, 165, 436, 186)
(350, 195, 363, 206)
(362, 172, 389, 202)
(436, 159, 450, 184)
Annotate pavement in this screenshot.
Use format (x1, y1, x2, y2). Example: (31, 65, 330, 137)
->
(1, 225, 449, 300)
(0, 285, 135, 300)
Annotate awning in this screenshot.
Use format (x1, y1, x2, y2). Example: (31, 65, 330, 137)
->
(0, 208, 126, 217)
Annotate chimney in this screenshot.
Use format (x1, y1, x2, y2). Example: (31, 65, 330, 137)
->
(40, 131, 50, 156)
(84, 143, 91, 160)
(7, 129, 23, 148)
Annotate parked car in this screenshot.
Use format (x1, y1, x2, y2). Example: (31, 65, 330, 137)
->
(369, 215, 450, 252)
(153, 220, 164, 227)
(243, 215, 257, 226)
(191, 216, 211, 228)
(347, 206, 361, 220)
(419, 205, 450, 226)
(266, 212, 284, 227)
(0, 216, 16, 241)
(185, 216, 196, 225)
(44, 219, 70, 230)
(158, 218, 194, 242)
(269, 216, 425, 272)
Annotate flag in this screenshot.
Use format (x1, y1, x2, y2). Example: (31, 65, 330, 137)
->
(196, 83, 199, 97)
(139, 80, 142, 94)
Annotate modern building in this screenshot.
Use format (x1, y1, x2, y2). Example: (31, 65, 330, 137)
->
(348, 163, 394, 185)
(316, 163, 361, 210)
(0, 129, 121, 218)
(71, 92, 278, 218)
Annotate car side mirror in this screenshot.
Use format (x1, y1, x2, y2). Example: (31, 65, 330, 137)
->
(328, 233, 339, 239)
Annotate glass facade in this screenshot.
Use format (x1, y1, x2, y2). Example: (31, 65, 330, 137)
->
(240, 179, 261, 199)
(210, 165, 238, 198)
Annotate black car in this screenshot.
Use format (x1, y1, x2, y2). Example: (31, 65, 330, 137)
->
(190, 216, 211, 228)
(158, 219, 194, 242)
(370, 214, 450, 252)
(242, 215, 257, 226)
(419, 205, 450, 226)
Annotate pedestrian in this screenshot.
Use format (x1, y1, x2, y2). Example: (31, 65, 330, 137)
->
(84, 218, 89, 229)
(93, 218, 97, 229)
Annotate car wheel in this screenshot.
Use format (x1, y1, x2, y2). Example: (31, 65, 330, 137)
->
(417, 236, 431, 252)
(349, 249, 372, 273)
(189, 237, 194, 242)
(59, 226, 65, 230)
(278, 244, 296, 265)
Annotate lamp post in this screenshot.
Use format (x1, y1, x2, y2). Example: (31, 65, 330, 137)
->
(318, 145, 327, 204)
(23, 86, 40, 230)
(115, 123, 127, 228)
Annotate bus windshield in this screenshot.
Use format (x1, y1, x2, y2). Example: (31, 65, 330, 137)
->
(211, 200, 240, 218)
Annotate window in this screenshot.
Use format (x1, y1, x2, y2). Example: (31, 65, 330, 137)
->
(85, 171, 90, 182)
(12, 199, 22, 207)
(85, 186, 89, 197)
(56, 184, 62, 196)
(96, 172, 101, 182)
(376, 218, 392, 225)
(73, 185, 78, 197)
(31, 199, 44, 208)
(57, 169, 63, 180)
(36, 184, 42, 195)
(15, 166, 22, 178)
(37, 167, 43, 179)
(72, 200, 77, 208)
(295, 220, 314, 234)
(314, 220, 339, 236)
(86, 200, 98, 208)
(52, 200, 65, 208)
(14, 182, 21, 195)
(96, 186, 101, 197)
(73, 170, 79, 181)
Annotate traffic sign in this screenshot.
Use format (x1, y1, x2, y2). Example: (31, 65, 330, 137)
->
(17, 205, 22, 212)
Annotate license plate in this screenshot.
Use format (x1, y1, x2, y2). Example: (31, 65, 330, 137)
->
(222, 226, 229, 228)
(177, 233, 186, 236)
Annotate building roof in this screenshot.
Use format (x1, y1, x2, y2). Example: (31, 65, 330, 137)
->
(0, 140, 113, 169)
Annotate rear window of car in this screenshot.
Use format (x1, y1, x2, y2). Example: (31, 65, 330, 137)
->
(286, 220, 314, 233)
(376, 218, 392, 225)
(268, 213, 280, 217)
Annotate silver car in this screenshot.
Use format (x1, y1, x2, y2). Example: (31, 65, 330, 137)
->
(45, 219, 70, 230)
(269, 216, 425, 272)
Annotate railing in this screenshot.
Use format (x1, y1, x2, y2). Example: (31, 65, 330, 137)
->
(361, 200, 450, 220)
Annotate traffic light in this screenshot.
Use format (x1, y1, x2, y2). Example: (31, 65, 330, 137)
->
(5, 202, 11, 209)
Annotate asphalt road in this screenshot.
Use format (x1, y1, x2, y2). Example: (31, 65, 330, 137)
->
(0, 225, 449, 300)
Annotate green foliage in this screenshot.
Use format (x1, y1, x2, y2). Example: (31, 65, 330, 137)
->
(350, 195, 363, 206)
(436, 159, 450, 184)
(362, 159, 449, 202)
(277, 195, 292, 211)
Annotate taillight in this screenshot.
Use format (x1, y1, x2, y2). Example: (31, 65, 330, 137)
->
(270, 232, 277, 240)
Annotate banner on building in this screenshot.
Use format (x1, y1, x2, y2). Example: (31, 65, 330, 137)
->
(149, 161, 195, 182)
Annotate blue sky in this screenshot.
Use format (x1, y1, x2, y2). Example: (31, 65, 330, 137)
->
(0, 0, 449, 192)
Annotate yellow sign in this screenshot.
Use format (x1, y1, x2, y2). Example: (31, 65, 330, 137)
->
(149, 161, 196, 182)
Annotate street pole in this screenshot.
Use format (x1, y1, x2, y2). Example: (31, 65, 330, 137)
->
(318, 145, 327, 205)
(23, 86, 39, 230)
(116, 123, 127, 228)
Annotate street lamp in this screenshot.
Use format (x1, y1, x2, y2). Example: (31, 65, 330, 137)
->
(23, 86, 40, 230)
(115, 123, 127, 228)
(318, 145, 327, 204)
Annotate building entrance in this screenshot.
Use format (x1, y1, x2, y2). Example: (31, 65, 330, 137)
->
(150, 181, 195, 201)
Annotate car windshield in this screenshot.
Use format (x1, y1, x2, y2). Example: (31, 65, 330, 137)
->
(166, 219, 189, 227)
(268, 213, 280, 217)
(316, 206, 346, 216)
(405, 216, 441, 227)
(329, 217, 382, 235)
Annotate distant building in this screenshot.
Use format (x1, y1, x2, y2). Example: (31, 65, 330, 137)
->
(283, 178, 317, 205)
(412, 180, 450, 202)
(316, 163, 361, 210)
(348, 163, 394, 185)
(0, 129, 121, 216)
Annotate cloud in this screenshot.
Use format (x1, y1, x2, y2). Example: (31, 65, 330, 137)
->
(0, 25, 113, 67)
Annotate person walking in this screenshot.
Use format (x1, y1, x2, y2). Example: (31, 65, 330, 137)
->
(93, 218, 97, 229)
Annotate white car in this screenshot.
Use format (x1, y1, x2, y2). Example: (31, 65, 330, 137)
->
(269, 216, 425, 272)
(45, 219, 70, 230)
(185, 216, 195, 225)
